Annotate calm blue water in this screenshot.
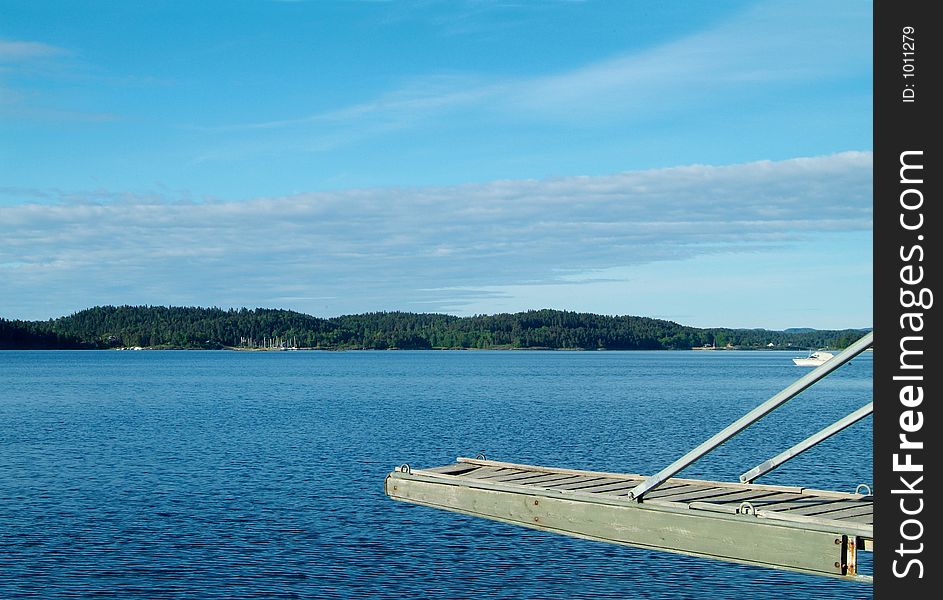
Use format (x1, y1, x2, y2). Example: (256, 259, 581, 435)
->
(0, 350, 872, 599)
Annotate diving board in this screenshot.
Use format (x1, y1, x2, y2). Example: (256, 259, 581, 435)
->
(385, 332, 874, 583)
(386, 457, 872, 582)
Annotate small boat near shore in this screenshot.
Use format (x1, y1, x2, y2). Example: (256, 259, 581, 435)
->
(792, 349, 834, 366)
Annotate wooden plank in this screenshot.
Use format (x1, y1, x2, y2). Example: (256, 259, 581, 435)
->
(479, 469, 535, 480)
(457, 459, 871, 511)
(447, 466, 501, 478)
(574, 480, 642, 495)
(802, 504, 873, 520)
(541, 475, 611, 489)
(695, 491, 806, 507)
(645, 483, 725, 500)
(679, 495, 874, 542)
(754, 507, 873, 538)
(839, 514, 873, 524)
(802, 487, 871, 500)
(757, 500, 867, 516)
(386, 471, 855, 580)
(485, 470, 563, 483)
(727, 490, 815, 505)
(552, 477, 637, 492)
(456, 457, 646, 481)
(786, 500, 872, 517)
(544, 477, 617, 491)
(456, 457, 809, 495)
(421, 464, 479, 476)
(502, 473, 584, 486)
(463, 467, 527, 480)
(455, 458, 870, 505)
(651, 487, 780, 504)
(615, 481, 691, 498)
(745, 497, 837, 512)
(398, 469, 651, 510)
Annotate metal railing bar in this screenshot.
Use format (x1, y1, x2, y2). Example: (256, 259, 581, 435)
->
(739, 402, 873, 483)
(629, 331, 873, 501)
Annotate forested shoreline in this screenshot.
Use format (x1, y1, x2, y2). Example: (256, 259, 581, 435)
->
(0, 306, 868, 351)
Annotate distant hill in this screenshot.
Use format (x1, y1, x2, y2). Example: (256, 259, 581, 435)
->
(0, 306, 869, 351)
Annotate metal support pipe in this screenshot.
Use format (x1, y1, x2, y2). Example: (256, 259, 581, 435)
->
(739, 402, 873, 483)
(629, 331, 873, 501)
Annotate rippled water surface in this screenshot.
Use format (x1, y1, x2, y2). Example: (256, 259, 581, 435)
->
(1, 350, 872, 599)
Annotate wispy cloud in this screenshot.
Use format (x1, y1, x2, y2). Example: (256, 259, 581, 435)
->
(0, 152, 871, 320)
(194, 73, 497, 157)
(0, 39, 69, 62)
(200, 0, 869, 159)
(0, 38, 124, 122)
(507, 1, 868, 119)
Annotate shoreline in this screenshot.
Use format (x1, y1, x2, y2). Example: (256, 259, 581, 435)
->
(0, 346, 867, 353)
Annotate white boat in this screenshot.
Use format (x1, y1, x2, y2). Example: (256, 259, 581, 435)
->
(792, 349, 834, 366)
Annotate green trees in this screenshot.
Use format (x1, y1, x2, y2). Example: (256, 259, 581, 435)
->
(0, 306, 869, 351)
(0, 318, 89, 349)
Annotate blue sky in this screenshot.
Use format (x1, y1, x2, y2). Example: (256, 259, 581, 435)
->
(1, 0, 872, 328)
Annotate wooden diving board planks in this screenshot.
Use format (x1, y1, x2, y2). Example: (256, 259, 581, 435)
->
(468, 459, 872, 528)
(464, 467, 527, 479)
(420, 463, 480, 476)
(490, 472, 577, 484)
(386, 457, 872, 582)
(643, 486, 782, 504)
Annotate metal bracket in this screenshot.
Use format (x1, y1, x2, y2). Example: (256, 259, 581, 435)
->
(736, 501, 756, 516)
(842, 535, 858, 577)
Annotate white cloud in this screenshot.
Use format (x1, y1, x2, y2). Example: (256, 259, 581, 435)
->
(0, 39, 68, 62)
(0, 152, 871, 320)
(0, 39, 126, 122)
(507, 1, 869, 119)
(202, 0, 870, 157)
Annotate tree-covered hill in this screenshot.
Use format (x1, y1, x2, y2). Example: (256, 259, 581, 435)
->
(1, 305, 869, 351)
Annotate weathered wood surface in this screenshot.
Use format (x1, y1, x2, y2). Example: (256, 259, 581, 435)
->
(386, 457, 872, 582)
